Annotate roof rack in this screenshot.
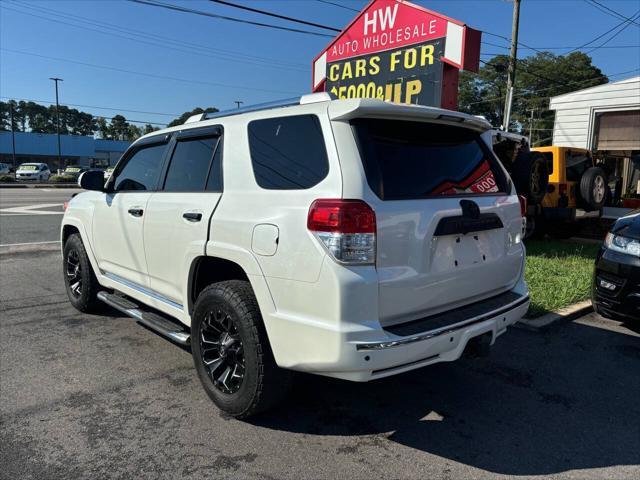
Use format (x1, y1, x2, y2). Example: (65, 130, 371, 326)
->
(202, 92, 332, 121)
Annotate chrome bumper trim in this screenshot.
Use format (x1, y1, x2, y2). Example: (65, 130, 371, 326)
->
(355, 295, 529, 351)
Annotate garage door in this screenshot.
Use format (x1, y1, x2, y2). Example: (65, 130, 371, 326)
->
(596, 110, 640, 150)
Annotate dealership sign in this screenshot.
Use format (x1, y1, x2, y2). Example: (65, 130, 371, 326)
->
(312, 0, 481, 109)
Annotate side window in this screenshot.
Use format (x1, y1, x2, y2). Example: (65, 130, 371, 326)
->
(206, 141, 223, 192)
(248, 114, 329, 190)
(163, 137, 218, 192)
(114, 143, 166, 192)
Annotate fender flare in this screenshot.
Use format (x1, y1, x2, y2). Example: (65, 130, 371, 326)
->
(186, 241, 277, 318)
(61, 217, 102, 281)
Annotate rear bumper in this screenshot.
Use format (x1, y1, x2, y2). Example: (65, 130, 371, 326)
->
(329, 294, 529, 381)
(264, 286, 529, 382)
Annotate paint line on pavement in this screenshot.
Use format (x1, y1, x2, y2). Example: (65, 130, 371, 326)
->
(0, 240, 61, 247)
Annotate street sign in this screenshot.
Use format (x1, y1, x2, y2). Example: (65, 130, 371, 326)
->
(312, 0, 481, 110)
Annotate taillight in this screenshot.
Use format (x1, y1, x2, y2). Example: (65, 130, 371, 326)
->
(307, 199, 376, 265)
(518, 195, 527, 217)
(63, 201, 69, 211)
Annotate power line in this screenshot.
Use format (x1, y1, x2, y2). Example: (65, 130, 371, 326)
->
(480, 58, 575, 89)
(482, 26, 640, 57)
(1, 48, 302, 96)
(127, 0, 333, 38)
(565, 9, 640, 54)
(585, 0, 640, 26)
(584, 11, 640, 55)
(3, 2, 308, 72)
(1, 96, 179, 117)
(10, 0, 308, 68)
(1, 98, 166, 126)
(465, 68, 640, 106)
(209, 0, 341, 32)
(315, 0, 360, 13)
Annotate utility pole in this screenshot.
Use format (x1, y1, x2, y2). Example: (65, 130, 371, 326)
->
(502, 0, 521, 131)
(234, 100, 244, 109)
(9, 101, 17, 170)
(49, 77, 63, 168)
(529, 108, 535, 145)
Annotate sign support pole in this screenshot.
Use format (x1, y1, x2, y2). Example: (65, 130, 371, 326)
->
(503, 0, 521, 131)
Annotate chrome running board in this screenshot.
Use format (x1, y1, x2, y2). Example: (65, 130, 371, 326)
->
(97, 291, 190, 346)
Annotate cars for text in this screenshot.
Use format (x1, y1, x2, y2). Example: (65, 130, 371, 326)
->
(592, 209, 640, 321)
(61, 94, 530, 418)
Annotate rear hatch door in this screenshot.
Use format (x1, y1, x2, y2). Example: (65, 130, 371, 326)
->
(352, 118, 524, 328)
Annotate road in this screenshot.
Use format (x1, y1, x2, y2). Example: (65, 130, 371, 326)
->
(0, 188, 81, 245)
(1, 250, 639, 480)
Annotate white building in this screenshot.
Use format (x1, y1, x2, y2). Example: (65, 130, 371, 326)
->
(549, 76, 640, 200)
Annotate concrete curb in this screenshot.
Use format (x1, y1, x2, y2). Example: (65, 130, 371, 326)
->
(516, 300, 593, 332)
(0, 183, 78, 189)
(0, 242, 61, 255)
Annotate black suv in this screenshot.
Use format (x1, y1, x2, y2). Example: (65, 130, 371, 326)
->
(592, 210, 640, 321)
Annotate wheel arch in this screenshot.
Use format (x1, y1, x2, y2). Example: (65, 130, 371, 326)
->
(187, 245, 276, 319)
(61, 218, 101, 281)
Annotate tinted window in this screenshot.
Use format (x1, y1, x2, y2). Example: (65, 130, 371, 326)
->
(206, 141, 223, 192)
(114, 143, 166, 192)
(248, 115, 329, 190)
(352, 119, 508, 200)
(164, 137, 218, 192)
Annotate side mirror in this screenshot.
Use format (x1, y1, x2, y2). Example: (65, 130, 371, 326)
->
(79, 170, 105, 191)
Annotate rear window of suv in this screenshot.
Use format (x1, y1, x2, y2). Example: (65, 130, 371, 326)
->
(352, 119, 508, 200)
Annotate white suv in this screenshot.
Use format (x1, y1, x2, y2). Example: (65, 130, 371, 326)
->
(62, 94, 529, 418)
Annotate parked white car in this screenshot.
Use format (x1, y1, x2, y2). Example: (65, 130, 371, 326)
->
(16, 162, 50, 182)
(0, 162, 11, 175)
(61, 94, 529, 418)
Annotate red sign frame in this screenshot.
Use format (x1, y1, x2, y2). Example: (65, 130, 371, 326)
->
(312, 0, 481, 110)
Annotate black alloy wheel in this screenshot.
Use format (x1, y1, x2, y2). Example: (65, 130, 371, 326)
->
(191, 281, 293, 418)
(63, 233, 101, 313)
(200, 307, 246, 394)
(66, 248, 83, 298)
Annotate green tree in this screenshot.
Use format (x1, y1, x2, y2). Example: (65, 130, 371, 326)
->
(109, 115, 130, 140)
(96, 117, 111, 139)
(458, 55, 510, 128)
(67, 110, 97, 136)
(458, 51, 607, 145)
(168, 107, 218, 128)
(25, 102, 51, 133)
(126, 124, 142, 140)
(143, 123, 159, 135)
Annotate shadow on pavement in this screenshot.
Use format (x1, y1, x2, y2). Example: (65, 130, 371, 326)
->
(252, 320, 640, 476)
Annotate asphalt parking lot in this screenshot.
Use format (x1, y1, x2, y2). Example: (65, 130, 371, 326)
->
(0, 188, 79, 245)
(1, 249, 639, 480)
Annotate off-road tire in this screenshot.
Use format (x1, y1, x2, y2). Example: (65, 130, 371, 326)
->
(579, 167, 607, 211)
(511, 151, 549, 205)
(192, 280, 292, 419)
(63, 233, 101, 312)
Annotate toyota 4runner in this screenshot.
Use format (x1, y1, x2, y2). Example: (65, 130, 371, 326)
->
(62, 93, 530, 418)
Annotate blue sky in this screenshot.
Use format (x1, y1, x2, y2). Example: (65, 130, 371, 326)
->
(1, 0, 639, 127)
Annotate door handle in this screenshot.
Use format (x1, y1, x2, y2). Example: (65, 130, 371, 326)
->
(128, 208, 144, 217)
(182, 212, 202, 222)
